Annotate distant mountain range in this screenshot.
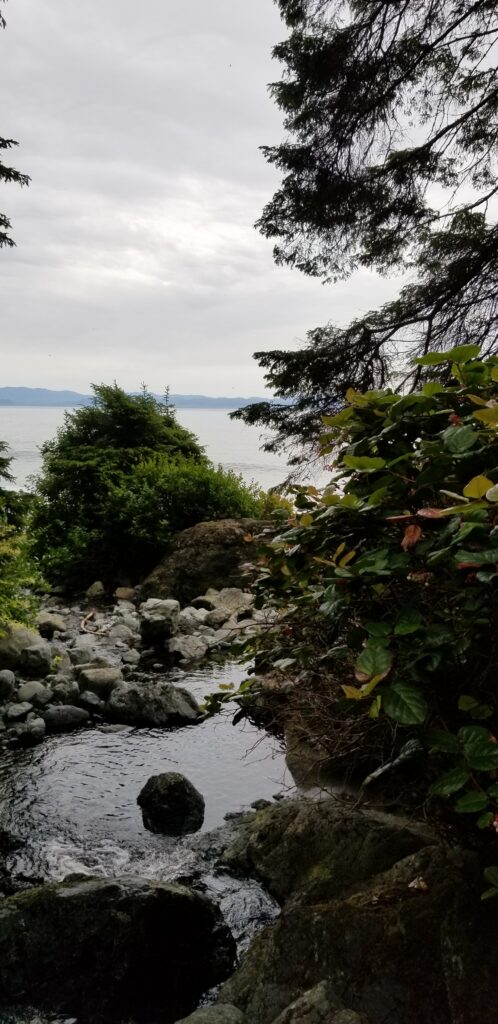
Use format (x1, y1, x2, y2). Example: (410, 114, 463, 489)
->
(0, 387, 270, 409)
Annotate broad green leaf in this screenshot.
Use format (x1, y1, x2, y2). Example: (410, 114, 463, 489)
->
(455, 548, 498, 565)
(425, 729, 459, 754)
(413, 352, 450, 366)
(383, 683, 428, 725)
(477, 812, 494, 829)
(463, 475, 494, 498)
(484, 866, 498, 888)
(486, 484, 498, 502)
(488, 783, 498, 799)
(342, 455, 386, 472)
(365, 621, 392, 637)
(442, 426, 477, 454)
(459, 726, 498, 770)
(394, 609, 423, 635)
(422, 382, 445, 396)
(446, 343, 481, 362)
(491, 366, 498, 382)
(355, 643, 392, 680)
(369, 695, 382, 718)
(321, 408, 353, 427)
(473, 407, 498, 424)
(430, 768, 470, 797)
(455, 792, 489, 813)
(458, 695, 478, 711)
(465, 393, 489, 406)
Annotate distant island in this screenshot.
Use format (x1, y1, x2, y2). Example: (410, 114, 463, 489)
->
(0, 387, 271, 409)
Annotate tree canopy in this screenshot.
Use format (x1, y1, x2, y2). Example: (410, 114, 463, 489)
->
(235, 0, 498, 459)
(1, 0, 29, 248)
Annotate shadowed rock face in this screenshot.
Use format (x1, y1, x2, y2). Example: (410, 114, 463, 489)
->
(218, 799, 498, 1024)
(139, 519, 268, 605)
(137, 772, 205, 835)
(0, 876, 236, 1023)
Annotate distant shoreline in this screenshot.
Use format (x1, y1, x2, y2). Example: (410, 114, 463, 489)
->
(0, 387, 271, 410)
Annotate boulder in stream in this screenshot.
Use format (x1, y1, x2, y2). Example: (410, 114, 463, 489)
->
(0, 876, 235, 1022)
(42, 704, 90, 732)
(19, 642, 53, 678)
(138, 772, 205, 835)
(106, 679, 200, 727)
(0, 624, 42, 671)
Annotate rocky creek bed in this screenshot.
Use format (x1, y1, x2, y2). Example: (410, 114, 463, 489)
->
(0, 585, 497, 1024)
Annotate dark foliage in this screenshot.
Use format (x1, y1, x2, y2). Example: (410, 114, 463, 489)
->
(0, 2, 30, 248)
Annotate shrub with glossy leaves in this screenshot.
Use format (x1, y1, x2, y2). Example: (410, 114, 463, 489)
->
(245, 345, 498, 885)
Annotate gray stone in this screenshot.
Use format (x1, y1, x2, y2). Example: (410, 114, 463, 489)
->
(121, 649, 141, 665)
(19, 642, 52, 678)
(205, 608, 232, 629)
(177, 1007, 245, 1024)
(114, 586, 136, 601)
(42, 705, 90, 732)
(85, 580, 105, 599)
(137, 772, 205, 835)
(168, 635, 209, 663)
(5, 701, 33, 722)
(12, 716, 46, 747)
(69, 636, 99, 666)
(17, 681, 52, 707)
(78, 666, 122, 698)
(0, 670, 16, 700)
(52, 679, 81, 704)
(0, 876, 235, 1022)
(36, 611, 66, 638)
(269, 983, 345, 1024)
(0, 624, 40, 670)
(108, 623, 135, 643)
(79, 690, 105, 713)
(107, 680, 200, 727)
(217, 588, 254, 614)
(139, 598, 180, 646)
(177, 607, 209, 634)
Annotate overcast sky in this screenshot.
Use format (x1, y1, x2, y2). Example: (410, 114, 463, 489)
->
(1, 0, 398, 396)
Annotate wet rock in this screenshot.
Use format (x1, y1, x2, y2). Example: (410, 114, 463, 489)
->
(220, 800, 498, 1024)
(85, 580, 105, 599)
(107, 679, 200, 727)
(268, 983, 356, 1024)
(138, 772, 205, 835)
(36, 611, 66, 639)
(52, 679, 81, 704)
(5, 701, 33, 722)
(109, 623, 136, 643)
(205, 607, 232, 629)
(79, 690, 105, 713)
(19, 642, 53, 678)
(78, 666, 122, 697)
(168, 635, 209, 663)
(0, 876, 236, 1022)
(139, 598, 180, 646)
(121, 648, 141, 665)
(139, 519, 267, 605)
(192, 596, 218, 611)
(17, 681, 52, 707)
(0, 624, 40, 671)
(0, 670, 16, 701)
(216, 588, 254, 615)
(42, 705, 90, 732)
(177, 1007, 245, 1024)
(69, 636, 99, 666)
(177, 607, 209, 634)
(12, 716, 46, 747)
(115, 586, 136, 601)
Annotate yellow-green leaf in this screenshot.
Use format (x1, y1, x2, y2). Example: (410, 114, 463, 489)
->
(463, 475, 494, 499)
(473, 407, 498, 424)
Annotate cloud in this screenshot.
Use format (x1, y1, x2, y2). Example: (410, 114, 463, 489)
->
(1, 0, 400, 394)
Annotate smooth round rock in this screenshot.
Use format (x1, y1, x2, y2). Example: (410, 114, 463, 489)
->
(0, 670, 16, 701)
(137, 772, 205, 835)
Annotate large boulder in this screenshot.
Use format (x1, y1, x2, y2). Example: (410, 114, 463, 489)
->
(138, 772, 205, 835)
(219, 799, 498, 1024)
(139, 598, 181, 647)
(0, 670, 15, 701)
(36, 610, 66, 639)
(77, 665, 122, 697)
(107, 679, 200, 727)
(0, 624, 41, 671)
(0, 876, 235, 1022)
(19, 641, 53, 678)
(42, 704, 90, 733)
(139, 519, 267, 605)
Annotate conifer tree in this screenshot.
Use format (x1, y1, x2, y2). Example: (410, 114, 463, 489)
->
(1, 0, 30, 248)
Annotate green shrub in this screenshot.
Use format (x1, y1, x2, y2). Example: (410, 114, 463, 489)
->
(0, 442, 41, 629)
(244, 345, 498, 877)
(30, 384, 266, 590)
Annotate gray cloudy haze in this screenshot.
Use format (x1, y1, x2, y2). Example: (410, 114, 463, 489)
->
(1, 0, 397, 396)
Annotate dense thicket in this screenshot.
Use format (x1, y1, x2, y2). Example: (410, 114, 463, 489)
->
(30, 385, 266, 590)
(235, 0, 498, 459)
(1, 0, 29, 247)
(0, 442, 40, 627)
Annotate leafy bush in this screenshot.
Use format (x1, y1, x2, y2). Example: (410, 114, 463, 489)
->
(245, 345, 498, 875)
(30, 385, 266, 590)
(0, 442, 41, 628)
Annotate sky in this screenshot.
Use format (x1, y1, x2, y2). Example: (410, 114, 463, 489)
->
(1, 0, 399, 396)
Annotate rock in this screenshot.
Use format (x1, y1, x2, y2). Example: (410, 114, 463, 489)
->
(107, 679, 200, 727)
(5, 701, 33, 722)
(177, 606, 209, 634)
(36, 610, 66, 638)
(19, 642, 53, 678)
(250, 799, 272, 812)
(52, 679, 81, 704)
(122, 648, 141, 665)
(192, 596, 218, 611)
(0, 670, 15, 700)
(177, 1007, 245, 1024)
(137, 772, 205, 835)
(205, 607, 232, 629)
(115, 586, 136, 601)
(168, 635, 209, 663)
(12, 716, 46, 747)
(79, 690, 105, 713)
(0, 876, 235, 1022)
(217, 588, 254, 615)
(69, 635, 99, 666)
(269, 983, 344, 1024)
(139, 598, 181, 646)
(78, 666, 122, 697)
(17, 681, 52, 707)
(0, 624, 42, 671)
(42, 705, 90, 732)
(139, 519, 268, 605)
(109, 623, 136, 643)
(85, 580, 105, 599)
(220, 799, 498, 1024)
